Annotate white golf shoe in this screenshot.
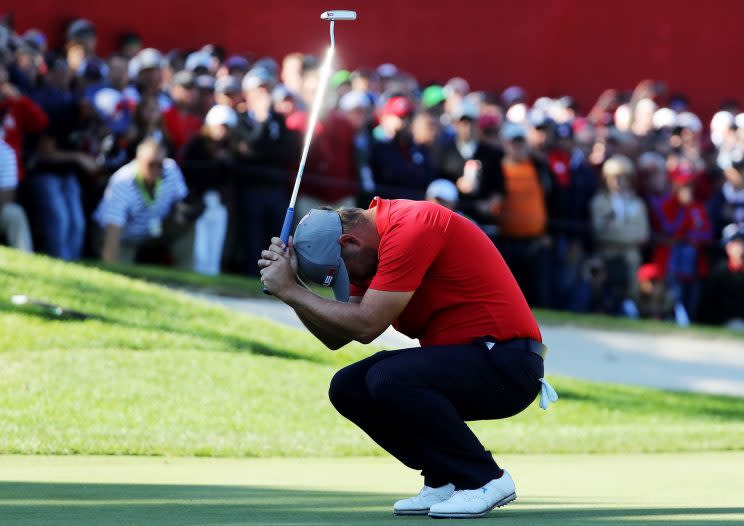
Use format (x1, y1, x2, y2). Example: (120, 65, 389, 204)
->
(393, 483, 456, 515)
(428, 471, 516, 519)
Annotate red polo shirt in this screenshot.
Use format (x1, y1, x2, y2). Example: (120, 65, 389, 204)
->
(0, 95, 49, 181)
(350, 197, 541, 347)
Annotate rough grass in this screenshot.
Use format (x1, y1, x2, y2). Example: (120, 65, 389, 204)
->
(92, 258, 744, 340)
(1, 246, 744, 456)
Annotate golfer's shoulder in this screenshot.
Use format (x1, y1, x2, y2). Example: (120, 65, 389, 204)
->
(386, 199, 454, 232)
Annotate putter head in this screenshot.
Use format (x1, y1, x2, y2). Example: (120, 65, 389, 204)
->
(320, 10, 357, 21)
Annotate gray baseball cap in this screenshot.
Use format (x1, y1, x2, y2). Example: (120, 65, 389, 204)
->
(293, 209, 350, 302)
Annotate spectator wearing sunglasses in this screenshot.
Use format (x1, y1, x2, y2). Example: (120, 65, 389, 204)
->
(94, 138, 193, 267)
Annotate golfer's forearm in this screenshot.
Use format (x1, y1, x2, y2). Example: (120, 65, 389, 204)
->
(294, 309, 352, 350)
(284, 285, 378, 344)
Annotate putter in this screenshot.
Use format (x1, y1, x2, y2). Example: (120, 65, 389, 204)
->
(10, 294, 93, 320)
(263, 9, 357, 294)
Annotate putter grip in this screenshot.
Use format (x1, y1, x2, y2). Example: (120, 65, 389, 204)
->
(263, 207, 295, 295)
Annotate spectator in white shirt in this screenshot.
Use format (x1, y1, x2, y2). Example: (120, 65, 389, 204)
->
(0, 139, 33, 252)
(94, 138, 194, 266)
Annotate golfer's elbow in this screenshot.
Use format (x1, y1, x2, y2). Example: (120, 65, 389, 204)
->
(325, 338, 349, 351)
(355, 325, 385, 345)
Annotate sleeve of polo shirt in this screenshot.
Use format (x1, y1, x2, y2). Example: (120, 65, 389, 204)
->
(0, 143, 18, 190)
(369, 220, 446, 292)
(98, 180, 130, 227)
(168, 161, 189, 201)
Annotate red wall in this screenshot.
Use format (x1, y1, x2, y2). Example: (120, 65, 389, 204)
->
(5, 0, 744, 120)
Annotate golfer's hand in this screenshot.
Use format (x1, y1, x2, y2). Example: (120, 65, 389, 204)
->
(258, 237, 298, 300)
(262, 236, 298, 273)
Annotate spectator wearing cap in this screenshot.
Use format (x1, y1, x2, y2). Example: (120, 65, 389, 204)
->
(421, 84, 446, 116)
(525, 108, 553, 154)
(376, 63, 399, 93)
(623, 263, 689, 325)
(21, 29, 47, 55)
(221, 55, 251, 79)
(184, 51, 212, 77)
(235, 66, 293, 274)
(9, 37, 44, 93)
(181, 104, 235, 275)
(477, 113, 502, 149)
(83, 53, 132, 139)
(124, 48, 170, 111)
(425, 178, 459, 211)
(432, 100, 504, 226)
(442, 77, 470, 126)
(653, 167, 712, 318)
(271, 85, 298, 118)
(0, 138, 32, 251)
(161, 50, 185, 89)
(370, 95, 433, 199)
(280, 53, 304, 96)
(118, 31, 142, 60)
(590, 154, 650, 307)
(65, 19, 97, 75)
(698, 224, 744, 327)
(332, 69, 352, 100)
(194, 74, 216, 117)
(494, 121, 552, 307)
(161, 70, 201, 153)
(214, 75, 243, 109)
(95, 138, 194, 266)
(545, 122, 599, 310)
(711, 111, 740, 171)
(708, 156, 744, 241)
(668, 114, 712, 201)
(339, 90, 375, 202)
(501, 86, 526, 111)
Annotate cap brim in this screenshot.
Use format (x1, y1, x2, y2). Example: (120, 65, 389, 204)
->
(332, 258, 350, 302)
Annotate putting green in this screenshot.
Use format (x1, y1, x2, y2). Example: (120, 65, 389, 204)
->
(1, 454, 742, 525)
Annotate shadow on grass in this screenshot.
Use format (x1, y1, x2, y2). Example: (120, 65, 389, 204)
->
(0, 482, 742, 526)
(1, 272, 332, 364)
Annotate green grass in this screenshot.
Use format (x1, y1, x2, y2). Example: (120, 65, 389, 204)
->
(91, 258, 744, 340)
(1, 454, 742, 525)
(1, 246, 744, 457)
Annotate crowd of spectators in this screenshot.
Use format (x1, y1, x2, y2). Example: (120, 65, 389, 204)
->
(1, 19, 743, 328)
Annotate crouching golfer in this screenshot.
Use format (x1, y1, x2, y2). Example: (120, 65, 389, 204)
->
(258, 197, 556, 519)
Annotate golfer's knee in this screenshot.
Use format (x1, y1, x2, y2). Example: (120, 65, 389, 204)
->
(328, 366, 360, 414)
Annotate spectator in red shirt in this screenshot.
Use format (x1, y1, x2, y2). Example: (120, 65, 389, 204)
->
(653, 168, 712, 318)
(290, 107, 358, 221)
(0, 62, 48, 181)
(162, 71, 202, 153)
(259, 198, 553, 519)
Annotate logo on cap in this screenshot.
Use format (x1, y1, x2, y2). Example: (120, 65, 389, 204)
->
(323, 268, 336, 287)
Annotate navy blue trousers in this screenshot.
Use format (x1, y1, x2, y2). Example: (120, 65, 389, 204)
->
(328, 338, 543, 489)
